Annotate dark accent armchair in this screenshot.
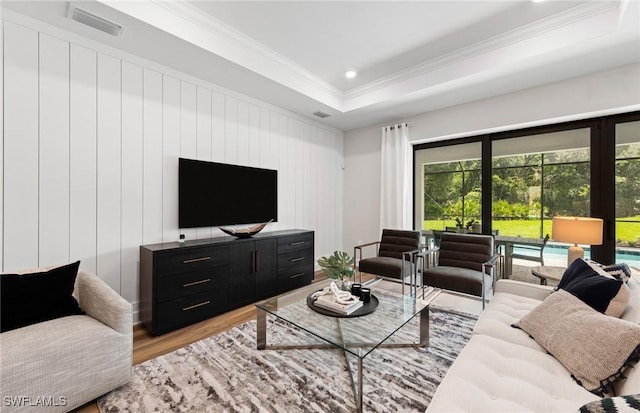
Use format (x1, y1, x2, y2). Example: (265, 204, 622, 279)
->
(354, 229, 421, 295)
(421, 232, 500, 308)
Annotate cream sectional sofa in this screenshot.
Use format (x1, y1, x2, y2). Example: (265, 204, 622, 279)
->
(0, 269, 132, 413)
(427, 275, 640, 412)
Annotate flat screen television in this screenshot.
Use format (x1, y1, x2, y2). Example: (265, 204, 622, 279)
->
(179, 158, 278, 228)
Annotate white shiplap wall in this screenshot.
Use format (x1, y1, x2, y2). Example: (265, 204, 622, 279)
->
(1, 18, 344, 315)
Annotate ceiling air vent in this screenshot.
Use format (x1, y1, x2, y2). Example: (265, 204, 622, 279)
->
(313, 111, 331, 119)
(68, 5, 124, 37)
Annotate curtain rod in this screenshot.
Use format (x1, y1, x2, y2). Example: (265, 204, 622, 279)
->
(384, 123, 410, 130)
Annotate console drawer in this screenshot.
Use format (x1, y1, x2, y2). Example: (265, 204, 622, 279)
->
(277, 269, 314, 292)
(155, 288, 229, 334)
(156, 266, 228, 302)
(278, 233, 314, 254)
(155, 245, 228, 277)
(278, 249, 313, 275)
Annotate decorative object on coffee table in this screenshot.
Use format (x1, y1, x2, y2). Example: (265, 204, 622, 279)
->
(317, 250, 355, 290)
(219, 219, 273, 238)
(306, 281, 378, 317)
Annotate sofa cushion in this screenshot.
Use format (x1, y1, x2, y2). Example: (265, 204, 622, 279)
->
(615, 273, 640, 397)
(0, 261, 83, 333)
(358, 256, 413, 280)
(425, 334, 600, 413)
(557, 258, 629, 317)
(423, 266, 486, 297)
(473, 291, 546, 352)
(514, 289, 640, 396)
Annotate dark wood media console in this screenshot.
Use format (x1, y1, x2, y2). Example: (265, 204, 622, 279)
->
(140, 229, 314, 335)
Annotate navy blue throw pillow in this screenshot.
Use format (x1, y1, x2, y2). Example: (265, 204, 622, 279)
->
(0, 261, 84, 333)
(557, 258, 624, 315)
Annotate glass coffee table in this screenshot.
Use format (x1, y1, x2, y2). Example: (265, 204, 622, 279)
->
(255, 280, 441, 412)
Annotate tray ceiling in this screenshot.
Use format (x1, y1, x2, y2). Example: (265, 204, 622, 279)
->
(2, 0, 639, 131)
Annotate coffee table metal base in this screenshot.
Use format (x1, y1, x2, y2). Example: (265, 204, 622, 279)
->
(256, 307, 431, 412)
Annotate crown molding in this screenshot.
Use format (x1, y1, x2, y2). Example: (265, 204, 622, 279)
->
(99, 0, 627, 115)
(98, 0, 346, 110)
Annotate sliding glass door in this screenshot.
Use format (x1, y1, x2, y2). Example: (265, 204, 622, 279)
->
(413, 110, 640, 268)
(491, 128, 590, 240)
(615, 120, 640, 268)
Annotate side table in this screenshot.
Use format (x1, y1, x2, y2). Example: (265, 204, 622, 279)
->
(531, 266, 566, 286)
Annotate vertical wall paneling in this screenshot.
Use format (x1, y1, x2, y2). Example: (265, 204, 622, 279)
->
(211, 91, 225, 163)
(196, 86, 213, 239)
(275, 116, 286, 227)
(70, 44, 98, 273)
(295, 120, 306, 228)
(267, 111, 280, 231)
(225, 96, 239, 163)
(319, 129, 334, 258)
(308, 126, 319, 255)
(180, 81, 197, 241)
(259, 108, 271, 169)
(3, 22, 39, 271)
(281, 117, 291, 228)
(283, 115, 294, 229)
(334, 131, 344, 252)
(237, 101, 250, 166)
(38, 34, 70, 266)
(162, 75, 180, 243)
(96, 53, 122, 291)
(196, 86, 212, 162)
(142, 68, 163, 245)
(1, 15, 344, 299)
(249, 104, 261, 167)
(121, 61, 143, 304)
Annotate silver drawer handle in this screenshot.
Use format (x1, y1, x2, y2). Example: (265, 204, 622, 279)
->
(183, 278, 211, 288)
(182, 256, 211, 264)
(289, 257, 305, 263)
(289, 241, 305, 246)
(290, 273, 305, 279)
(182, 301, 210, 311)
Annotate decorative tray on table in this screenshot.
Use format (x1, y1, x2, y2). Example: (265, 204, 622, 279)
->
(306, 282, 378, 318)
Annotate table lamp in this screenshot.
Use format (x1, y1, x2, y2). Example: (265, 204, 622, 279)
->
(552, 216, 603, 266)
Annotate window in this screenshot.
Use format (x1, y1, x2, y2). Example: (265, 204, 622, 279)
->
(414, 142, 481, 231)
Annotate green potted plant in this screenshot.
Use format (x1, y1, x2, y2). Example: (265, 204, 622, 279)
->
(317, 250, 355, 290)
(455, 218, 475, 233)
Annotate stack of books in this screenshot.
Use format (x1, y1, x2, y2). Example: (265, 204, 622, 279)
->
(314, 294, 364, 315)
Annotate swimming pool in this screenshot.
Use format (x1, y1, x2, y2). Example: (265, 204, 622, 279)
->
(513, 243, 640, 268)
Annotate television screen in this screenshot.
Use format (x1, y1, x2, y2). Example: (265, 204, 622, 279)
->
(179, 158, 278, 228)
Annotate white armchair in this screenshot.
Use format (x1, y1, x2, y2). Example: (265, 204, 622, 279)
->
(0, 269, 132, 412)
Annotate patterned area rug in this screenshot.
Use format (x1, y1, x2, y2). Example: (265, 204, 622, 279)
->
(98, 308, 476, 412)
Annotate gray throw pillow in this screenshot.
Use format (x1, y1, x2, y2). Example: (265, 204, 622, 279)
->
(513, 289, 640, 396)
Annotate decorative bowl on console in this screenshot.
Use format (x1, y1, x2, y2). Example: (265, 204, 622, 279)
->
(219, 220, 272, 238)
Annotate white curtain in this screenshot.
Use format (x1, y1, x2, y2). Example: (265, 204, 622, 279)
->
(380, 123, 412, 232)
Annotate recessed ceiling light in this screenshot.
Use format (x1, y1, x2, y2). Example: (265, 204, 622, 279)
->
(345, 70, 357, 79)
(531, 0, 546, 3)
